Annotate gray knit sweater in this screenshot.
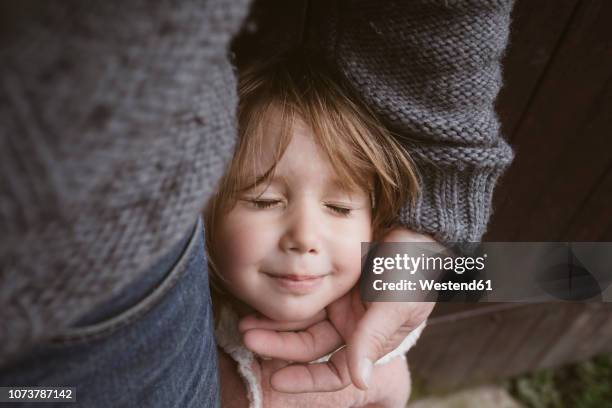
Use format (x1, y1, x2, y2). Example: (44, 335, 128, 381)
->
(0, 0, 514, 366)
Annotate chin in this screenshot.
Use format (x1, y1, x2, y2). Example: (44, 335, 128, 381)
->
(258, 299, 323, 322)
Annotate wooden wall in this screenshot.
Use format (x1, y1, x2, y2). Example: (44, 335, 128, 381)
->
(409, 0, 612, 391)
(486, 0, 612, 242)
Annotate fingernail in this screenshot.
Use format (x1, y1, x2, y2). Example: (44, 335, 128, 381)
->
(359, 358, 373, 389)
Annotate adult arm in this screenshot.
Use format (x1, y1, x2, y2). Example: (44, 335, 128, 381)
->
(309, 0, 516, 243)
(0, 0, 249, 366)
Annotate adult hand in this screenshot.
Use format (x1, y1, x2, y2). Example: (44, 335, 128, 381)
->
(239, 226, 438, 393)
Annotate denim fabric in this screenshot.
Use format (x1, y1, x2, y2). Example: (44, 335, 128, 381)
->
(0, 218, 219, 408)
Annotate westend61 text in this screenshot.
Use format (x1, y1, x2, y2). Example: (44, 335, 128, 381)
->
(373, 279, 493, 291)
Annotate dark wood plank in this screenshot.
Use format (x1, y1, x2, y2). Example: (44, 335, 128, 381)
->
(585, 304, 612, 355)
(489, 0, 582, 237)
(466, 306, 547, 382)
(410, 304, 612, 392)
(562, 161, 612, 241)
(408, 315, 502, 391)
(515, 75, 612, 240)
(429, 302, 515, 320)
(538, 304, 607, 367)
(432, 317, 500, 390)
(487, 0, 612, 241)
(495, 0, 581, 139)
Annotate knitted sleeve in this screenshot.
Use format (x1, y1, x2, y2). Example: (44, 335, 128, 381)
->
(0, 1, 248, 366)
(309, 0, 515, 243)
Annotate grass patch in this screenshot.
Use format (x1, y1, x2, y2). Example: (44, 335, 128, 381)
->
(508, 353, 612, 408)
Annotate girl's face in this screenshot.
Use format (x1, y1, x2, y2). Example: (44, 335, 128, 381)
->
(215, 115, 373, 321)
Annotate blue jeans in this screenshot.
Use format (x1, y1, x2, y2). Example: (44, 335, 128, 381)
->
(0, 218, 220, 407)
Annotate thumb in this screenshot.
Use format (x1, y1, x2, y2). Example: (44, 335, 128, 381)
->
(346, 303, 413, 390)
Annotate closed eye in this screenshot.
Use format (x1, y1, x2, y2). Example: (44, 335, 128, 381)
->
(243, 199, 352, 215)
(325, 204, 352, 216)
(245, 199, 282, 209)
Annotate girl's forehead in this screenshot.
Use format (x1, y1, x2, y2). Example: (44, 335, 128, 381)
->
(245, 111, 305, 165)
(239, 104, 373, 195)
(248, 122, 336, 184)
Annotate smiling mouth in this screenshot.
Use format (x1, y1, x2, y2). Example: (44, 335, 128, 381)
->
(270, 274, 323, 281)
(263, 272, 328, 294)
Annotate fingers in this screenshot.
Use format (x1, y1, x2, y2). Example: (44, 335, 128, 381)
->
(242, 319, 343, 362)
(325, 289, 365, 339)
(238, 309, 327, 332)
(270, 347, 352, 393)
(382, 226, 438, 244)
(346, 303, 424, 390)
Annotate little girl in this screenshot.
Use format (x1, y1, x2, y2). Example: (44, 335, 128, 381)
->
(204, 53, 425, 407)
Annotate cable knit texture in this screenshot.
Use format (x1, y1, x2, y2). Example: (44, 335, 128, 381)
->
(309, 0, 515, 243)
(0, 0, 514, 365)
(0, 0, 250, 366)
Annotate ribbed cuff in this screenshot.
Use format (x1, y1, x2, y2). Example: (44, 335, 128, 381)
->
(398, 161, 510, 245)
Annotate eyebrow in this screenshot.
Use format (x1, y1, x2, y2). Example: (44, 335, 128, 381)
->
(267, 175, 348, 191)
(243, 169, 366, 197)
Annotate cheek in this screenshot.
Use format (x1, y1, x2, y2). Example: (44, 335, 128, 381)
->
(216, 211, 277, 272)
(331, 217, 373, 284)
(334, 242, 365, 282)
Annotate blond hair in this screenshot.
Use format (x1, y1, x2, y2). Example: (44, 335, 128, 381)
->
(204, 53, 420, 310)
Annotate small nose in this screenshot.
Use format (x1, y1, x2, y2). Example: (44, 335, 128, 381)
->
(279, 204, 321, 255)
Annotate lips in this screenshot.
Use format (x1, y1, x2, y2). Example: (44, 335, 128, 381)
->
(264, 272, 328, 295)
(272, 274, 322, 281)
